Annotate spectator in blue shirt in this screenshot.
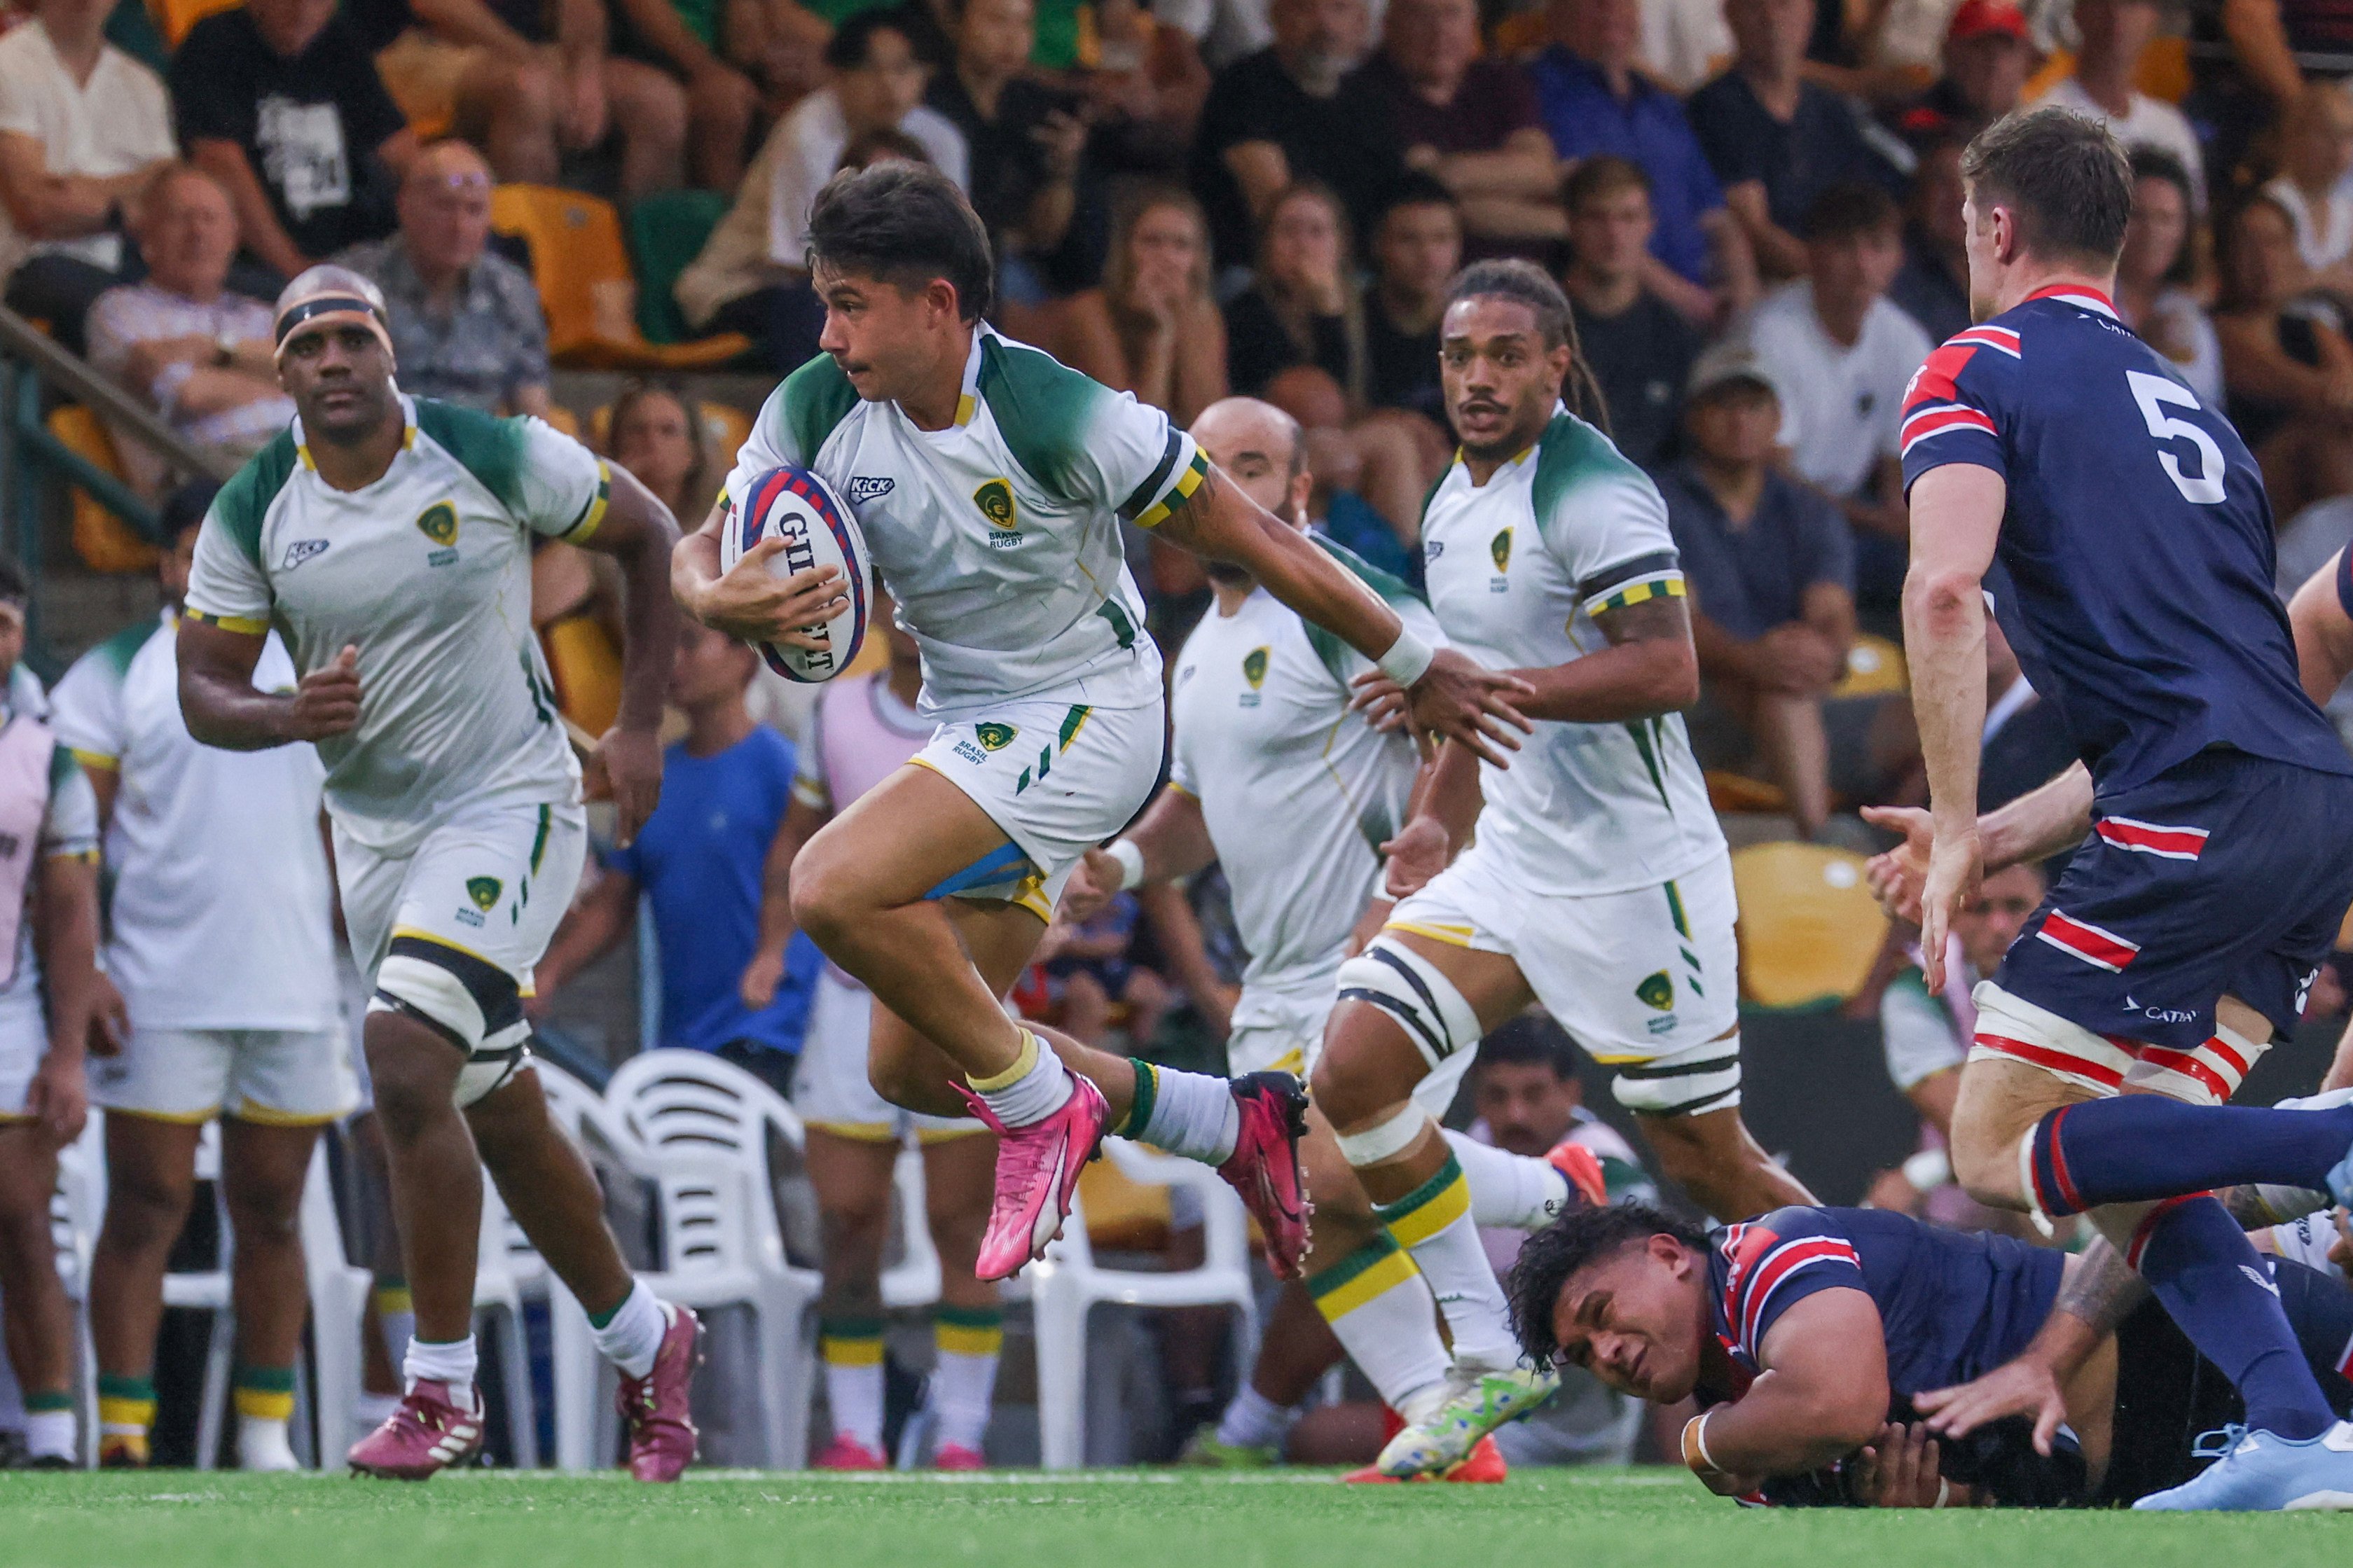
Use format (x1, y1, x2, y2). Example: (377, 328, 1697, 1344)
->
(1526, 0, 1745, 317)
(532, 619, 820, 1092)
(1655, 342, 1856, 839)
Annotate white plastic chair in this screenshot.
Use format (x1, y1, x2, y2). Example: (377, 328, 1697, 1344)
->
(51, 1114, 104, 1466)
(526, 1059, 637, 1471)
(472, 1180, 539, 1468)
(1027, 1138, 1260, 1470)
(605, 1049, 823, 1470)
(879, 1146, 941, 1312)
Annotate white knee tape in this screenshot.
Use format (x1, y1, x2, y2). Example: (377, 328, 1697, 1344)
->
(1611, 1032, 1744, 1116)
(1335, 938, 1483, 1071)
(1964, 981, 2134, 1096)
(2122, 1022, 2270, 1107)
(1334, 1102, 1433, 1167)
(370, 957, 530, 1109)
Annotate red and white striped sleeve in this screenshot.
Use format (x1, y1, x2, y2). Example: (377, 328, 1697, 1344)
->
(1717, 1212, 1868, 1362)
(1898, 325, 2019, 491)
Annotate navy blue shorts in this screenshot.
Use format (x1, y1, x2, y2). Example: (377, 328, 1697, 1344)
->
(1994, 750, 2353, 1051)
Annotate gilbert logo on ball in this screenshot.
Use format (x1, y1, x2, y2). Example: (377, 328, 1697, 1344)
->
(724, 464, 873, 684)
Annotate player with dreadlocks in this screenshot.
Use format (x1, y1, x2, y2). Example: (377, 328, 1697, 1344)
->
(1318, 259, 1817, 1478)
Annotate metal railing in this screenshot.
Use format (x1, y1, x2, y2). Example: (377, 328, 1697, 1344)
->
(0, 302, 237, 657)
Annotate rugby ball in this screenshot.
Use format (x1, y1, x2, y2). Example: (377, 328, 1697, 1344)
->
(721, 464, 872, 683)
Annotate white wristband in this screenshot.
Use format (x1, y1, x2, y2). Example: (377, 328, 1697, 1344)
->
(1900, 1147, 1952, 1192)
(1104, 839, 1146, 891)
(1376, 627, 1435, 688)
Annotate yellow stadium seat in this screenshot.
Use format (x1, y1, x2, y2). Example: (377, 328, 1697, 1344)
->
(589, 399, 754, 478)
(1830, 632, 1908, 700)
(149, 0, 240, 48)
(48, 406, 158, 574)
(1493, 11, 1545, 55)
(1732, 841, 1889, 1010)
(541, 403, 582, 440)
(1706, 768, 1790, 814)
(488, 185, 750, 371)
(541, 613, 623, 738)
(2027, 38, 2191, 106)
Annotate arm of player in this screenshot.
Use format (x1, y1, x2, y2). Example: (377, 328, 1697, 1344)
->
(1382, 740, 1483, 901)
(671, 495, 849, 649)
(1900, 462, 2005, 990)
(26, 853, 98, 1144)
(1063, 785, 1217, 924)
(1915, 1239, 2135, 1455)
(2289, 548, 2353, 707)
(741, 796, 827, 1009)
(1495, 592, 1702, 724)
(178, 621, 364, 751)
(1154, 469, 1536, 765)
(1692, 1286, 1890, 1484)
(1863, 761, 2093, 925)
(574, 462, 684, 847)
(529, 867, 639, 1015)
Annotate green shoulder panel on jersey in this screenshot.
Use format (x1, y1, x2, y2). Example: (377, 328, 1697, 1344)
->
(47, 738, 81, 792)
(974, 335, 1118, 504)
(1303, 534, 1427, 688)
(88, 618, 164, 682)
(776, 352, 860, 467)
(413, 399, 534, 514)
(1527, 410, 1648, 529)
(209, 430, 300, 568)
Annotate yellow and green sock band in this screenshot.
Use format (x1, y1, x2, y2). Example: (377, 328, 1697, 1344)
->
(1304, 1233, 1420, 1320)
(372, 1282, 413, 1314)
(966, 1030, 1040, 1094)
(233, 1365, 296, 1423)
(1372, 1151, 1472, 1249)
(24, 1389, 73, 1415)
(1115, 1059, 1159, 1139)
(934, 1305, 1005, 1358)
(820, 1317, 886, 1367)
(97, 1373, 157, 1434)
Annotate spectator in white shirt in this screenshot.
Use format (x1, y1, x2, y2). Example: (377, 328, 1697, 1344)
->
(2264, 81, 2353, 296)
(673, 10, 967, 372)
(85, 165, 291, 497)
(0, 0, 176, 352)
(2036, 0, 2206, 210)
(1737, 180, 1929, 611)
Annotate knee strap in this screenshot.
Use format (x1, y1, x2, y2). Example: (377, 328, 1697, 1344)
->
(1611, 1031, 1744, 1117)
(1333, 1102, 1433, 1168)
(1335, 938, 1482, 1071)
(371, 935, 530, 1109)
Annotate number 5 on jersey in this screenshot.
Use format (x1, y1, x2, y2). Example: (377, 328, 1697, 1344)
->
(2127, 369, 2228, 505)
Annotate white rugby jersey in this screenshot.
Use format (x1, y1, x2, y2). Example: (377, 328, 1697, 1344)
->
(0, 688, 98, 1024)
(725, 327, 1203, 712)
(1419, 407, 1722, 895)
(1168, 543, 1436, 998)
(50, 610, 339, 1029)
(185, 395, 602, 852)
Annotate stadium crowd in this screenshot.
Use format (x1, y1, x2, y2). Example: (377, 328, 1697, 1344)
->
(1, 0, 2352, 1499)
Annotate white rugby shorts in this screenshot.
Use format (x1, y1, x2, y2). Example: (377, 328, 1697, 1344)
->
(90, 1025, 356, 1124)
(912, 689, 1164, 922)
(794, 966, 984, 1142)
(1385, 839, 1743, 1114)
(1232, 975, 1470, 1118)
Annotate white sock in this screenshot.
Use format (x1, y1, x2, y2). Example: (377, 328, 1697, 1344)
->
(1305, 1237, 1451, 1415)
(932, 1350, 998, 1454)
(1369, 1151, 1520, 1369)
(1444, 1131, 1571, 1230)
(22, 1408, 74, 1462)
(823, 1361, 885, 1451)
(591, 1281, 668, 1380)
(237, 1413, 298, 1472)
(1131, 1062, 1241, 1163)
(1213, 1383, 1298, 1451)
(972, 1029, 1073, 1129)
(403, 1335, 480, 1408)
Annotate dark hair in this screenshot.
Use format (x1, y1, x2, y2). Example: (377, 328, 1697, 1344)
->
(1374, 172, 1460, 229)
(836, 125, 932, 172)
(824, 7, 916, 70)
(163, 478, 220, 545)
(0, 553, 29, 609)
(1802, 180, 1900, 243)
(1961, 106, 2134, 267)
(1505, 1202, 1710, 1373)
(2126, 144, 2198, 287)
(1474, 1011, 1580, 1079)
(1444, 258, 1609, 430)
(806, 161, 994, 321)
(1562, 154, 1650, 213)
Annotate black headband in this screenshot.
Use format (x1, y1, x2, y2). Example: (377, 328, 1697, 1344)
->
(274, 294, 387, 346)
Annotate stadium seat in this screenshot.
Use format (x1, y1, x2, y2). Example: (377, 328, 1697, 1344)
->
(2025, 36, 2191, 105)
(880, 1146, 943, 1312)
(541, 614, 623, 738)
(472, 1180, 541, 1469)
(1028, 1138, 1257, 1469)
(488, 185, 751, 371)
(1704, 769, 1790, 815)
(51, 1116, 104, 1467)
(606, 1049, 822, 1469)
(1830, 632, 1907, 700)
(148, 0, 239, 48)
(1730, 842, 1890, 1010)
(47, 405, 159, 574)
(526, 1060, 640, 1471)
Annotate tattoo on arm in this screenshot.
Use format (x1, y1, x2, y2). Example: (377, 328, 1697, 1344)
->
(1593, 593, 1694, 649)
(2056, 1236, 2146, 1337)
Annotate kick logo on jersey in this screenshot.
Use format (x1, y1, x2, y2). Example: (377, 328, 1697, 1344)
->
(1634, 971, 1674, 1012)
(1489, 528, 1512, 592)
(1241, 647, 1269, 706)
(974, 478, 1021, 550)
(848, 476, 895, 504)
(280, 539, 329, 571)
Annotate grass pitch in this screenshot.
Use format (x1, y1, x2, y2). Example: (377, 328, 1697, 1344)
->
(1, 1466, 2348, 1568)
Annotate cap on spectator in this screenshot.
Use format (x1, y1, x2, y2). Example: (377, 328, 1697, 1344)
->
(1686, 341, 1780, 403)
(1946, 0, 2027, 43)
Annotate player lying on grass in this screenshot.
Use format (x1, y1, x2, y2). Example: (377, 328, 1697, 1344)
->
(177, 267, 700, 1482)
(1314, 259, 1814, 1481)
(672, 163, 1532, 1285)
(1061, 396, 1606, 1483)
(1506, 1200, 2353, 1506)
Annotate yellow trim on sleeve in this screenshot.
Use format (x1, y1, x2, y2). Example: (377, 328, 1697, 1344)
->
(1383, 920, 1477, 948)
(67, 749, 118, 772)
(183, 610, 270, 635)
(1133, 452, 1208, 529)
(1591, 576, 1688, 616)
(1163, 779, 1194, 799)
(565, 461, 612, 543)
